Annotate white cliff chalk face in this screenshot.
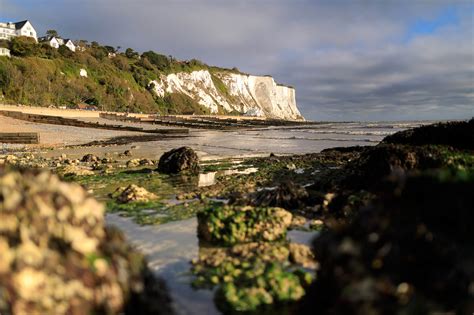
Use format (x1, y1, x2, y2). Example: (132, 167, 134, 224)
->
(149, 70, 304, 120)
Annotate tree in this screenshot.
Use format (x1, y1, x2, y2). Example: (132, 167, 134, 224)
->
(104, 45, 116, 53)
(125, 48, 139, 59)
(141, 51, 170, 71)
(58, 45, 73, 58)
(46, 29, 59, 38)
(9, 36, 39, 57)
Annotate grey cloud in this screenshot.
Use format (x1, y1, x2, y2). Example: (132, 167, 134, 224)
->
(2, 0, 473, 121)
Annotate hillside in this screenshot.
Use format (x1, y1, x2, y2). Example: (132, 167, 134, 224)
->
(0, 37, 303, 120)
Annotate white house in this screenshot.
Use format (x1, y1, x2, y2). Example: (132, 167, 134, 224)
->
(64, 39, 76, 52)
(40, 36, 76, 52)
(43, 36, 60, 49)
(0, 20, 37, 42)
(0, 47, 11, 57)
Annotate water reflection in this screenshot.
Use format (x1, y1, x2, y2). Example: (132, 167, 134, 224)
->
(198, 168, 258, 187)
(107, 214, 221, 315)
(106, 214, 318, 315)
(198, 172, 216, 187)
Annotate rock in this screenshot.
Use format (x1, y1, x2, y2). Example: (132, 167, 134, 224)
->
(126, 159, 141, 168)
(250, 181, 309, 210)
(123, 150, 133, 157)
(192, 241, 312, 312)
(58, 165, 95, 176)
(197, 204, 292, 245)
(289, 243, 318, 269)
(139, 159, 155, 166)
(110, 184, 158, 203)
(63, 158, 74, 165)
(101, 157, 113, 164)
(81, 154, 99, 163)
(309, 219, 324, 230)
(382, 118, 474, 150)
(291, 215, 307, 228)
(312, 144, 447, 192)
(60, 153, 67, 160)
(5, 155, 17, 164)
(300, 170, 474, 314)
(157, 147, 199, 174)
(0, 169, 173, 315)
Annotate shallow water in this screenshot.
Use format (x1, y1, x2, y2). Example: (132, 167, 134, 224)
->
(106, 214, 318, 315)
(36, 121, 430, 161)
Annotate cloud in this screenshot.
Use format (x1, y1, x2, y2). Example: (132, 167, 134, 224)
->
(2, 0, 473, 121)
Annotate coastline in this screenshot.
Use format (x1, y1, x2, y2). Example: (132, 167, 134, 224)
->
(1, 105, 473, 314)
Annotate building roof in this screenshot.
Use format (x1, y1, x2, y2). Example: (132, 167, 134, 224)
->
(14, 20, 29, 30)
(39, 36, 57, 42)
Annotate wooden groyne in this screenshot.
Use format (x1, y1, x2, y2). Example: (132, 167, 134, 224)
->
(99, 113, 314, 130)
(0, 111, 188, 134)
(0, 132, 39, 144)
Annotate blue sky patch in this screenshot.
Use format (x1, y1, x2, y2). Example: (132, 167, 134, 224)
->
(404, 6, 460, 42)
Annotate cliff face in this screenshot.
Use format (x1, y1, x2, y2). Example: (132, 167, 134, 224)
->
(149, 70, 304, 120)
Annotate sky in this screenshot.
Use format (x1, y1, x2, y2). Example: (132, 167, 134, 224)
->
(1, 0, 473, 121)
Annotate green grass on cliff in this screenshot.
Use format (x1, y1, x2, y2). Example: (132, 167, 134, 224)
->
(0, 37, 239, 114)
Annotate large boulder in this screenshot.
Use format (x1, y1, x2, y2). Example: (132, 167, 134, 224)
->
(0, 169, 173, 315)
(300, 170, 474, 314)
(157, 147, 199, 174)
(382, 118, 474, 150)
(248, 181, 309, 210)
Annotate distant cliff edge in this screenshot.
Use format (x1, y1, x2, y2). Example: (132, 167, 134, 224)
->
(150, 70, 303, 120)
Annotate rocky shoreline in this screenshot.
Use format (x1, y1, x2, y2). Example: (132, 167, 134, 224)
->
(0, 118, 473, 314)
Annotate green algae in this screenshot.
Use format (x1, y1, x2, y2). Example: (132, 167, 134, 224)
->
(192, 241, 314, 312)
(107, 199, 216, 225)
(197, 204, 292, 245)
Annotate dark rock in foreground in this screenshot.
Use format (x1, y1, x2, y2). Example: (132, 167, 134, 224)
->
(250, 181, 309, 210)
(382, 118, 474, 150)
(232, 181, 309, 211)
(300, 170, 474, 314)
(157, 146, 199, 174)
(0, 168, 173, 315)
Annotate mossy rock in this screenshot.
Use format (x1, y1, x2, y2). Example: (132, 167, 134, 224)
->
(0, 168, 173, 315)
(192, 242, 314, 313)
(197, 205, 292, 245)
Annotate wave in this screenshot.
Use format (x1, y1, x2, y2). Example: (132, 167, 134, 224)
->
(289, 129, 395, 136)
(254, 136, 380, 143)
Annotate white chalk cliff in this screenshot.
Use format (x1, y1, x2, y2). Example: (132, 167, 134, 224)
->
(149, 70, 303, 120)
